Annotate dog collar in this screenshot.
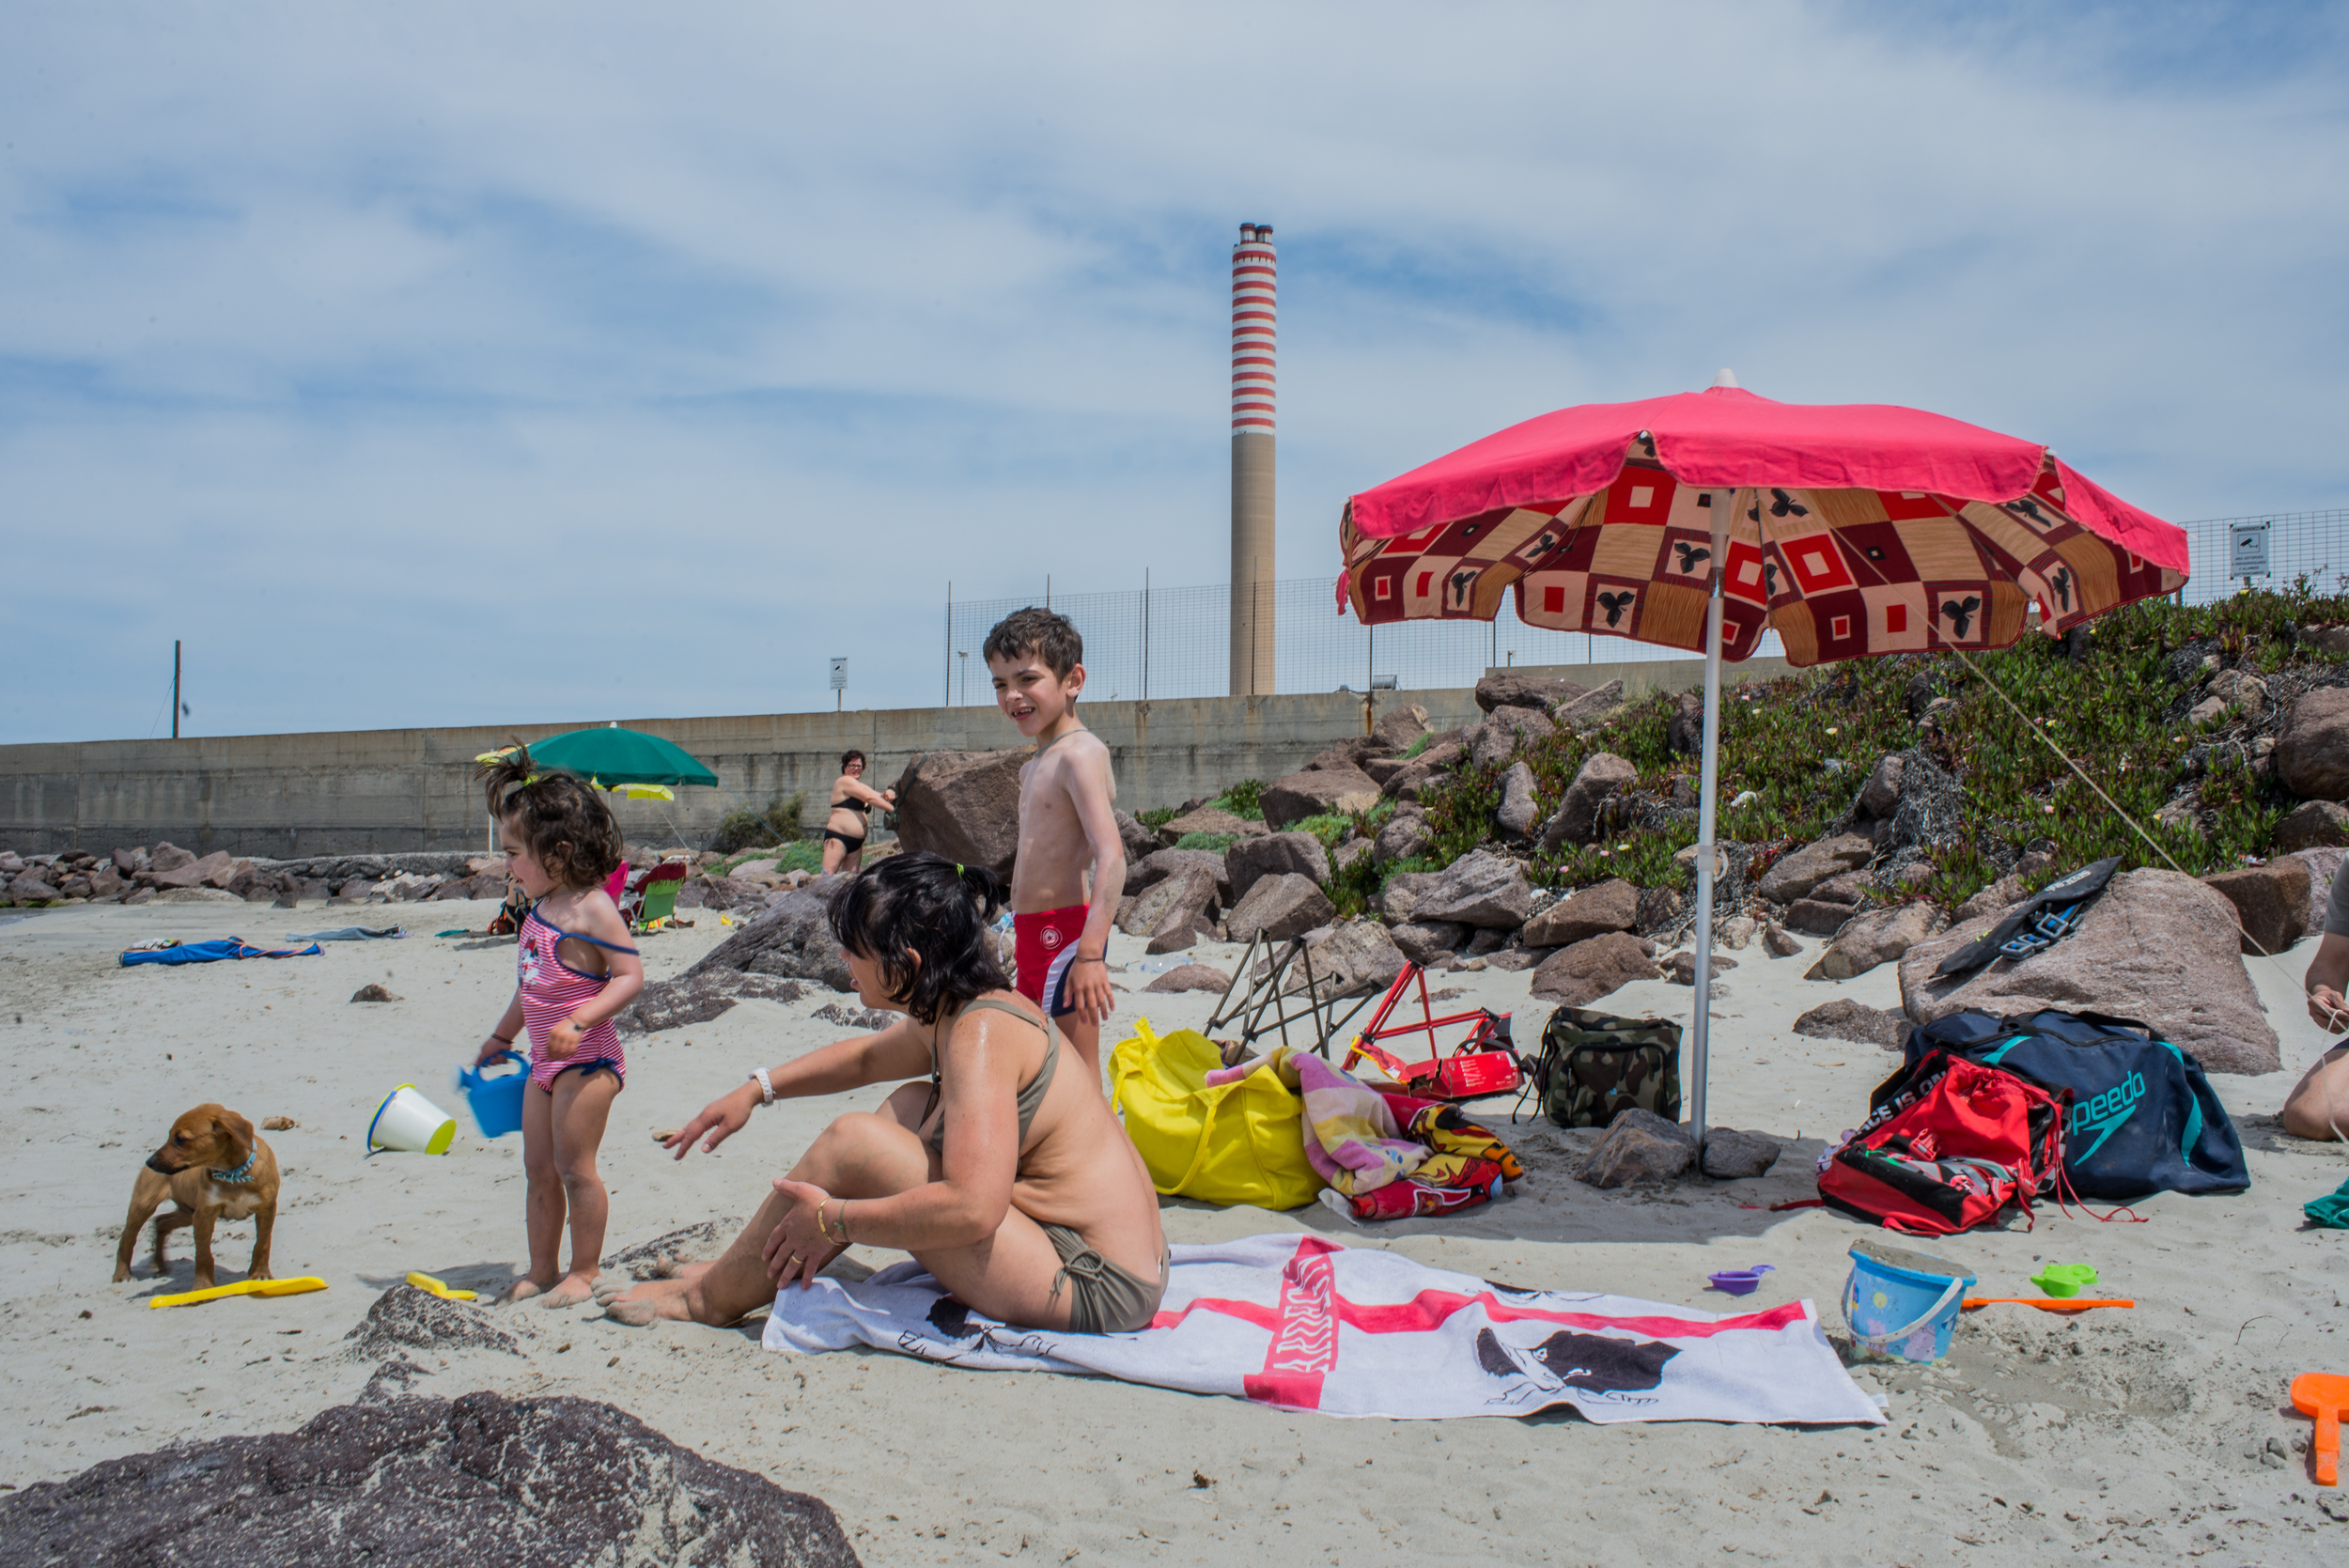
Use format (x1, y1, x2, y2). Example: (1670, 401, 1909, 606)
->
(210, 1152, 258, 1184)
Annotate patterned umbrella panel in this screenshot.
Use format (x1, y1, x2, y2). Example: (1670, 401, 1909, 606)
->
(1338, 442, 2185, 666)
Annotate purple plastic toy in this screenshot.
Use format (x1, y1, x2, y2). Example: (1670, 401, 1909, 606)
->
(1707, 1265, 1775, 1296)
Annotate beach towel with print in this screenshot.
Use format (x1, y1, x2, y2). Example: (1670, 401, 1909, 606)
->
(762, 1233, 1883, 1425)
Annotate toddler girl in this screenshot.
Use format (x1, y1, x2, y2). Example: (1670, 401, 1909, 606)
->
(473, 746, 644, 1308)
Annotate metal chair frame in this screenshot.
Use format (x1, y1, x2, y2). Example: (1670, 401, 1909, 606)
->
(1202, 931, 1377, 1059)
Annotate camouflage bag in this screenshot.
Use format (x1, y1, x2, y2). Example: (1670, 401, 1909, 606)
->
(1532, 1007, 1682, 1129)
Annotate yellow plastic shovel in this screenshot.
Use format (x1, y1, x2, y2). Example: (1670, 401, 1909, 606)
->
(405, 1270, 478, 1301)
(148, 1276, 329, 1310)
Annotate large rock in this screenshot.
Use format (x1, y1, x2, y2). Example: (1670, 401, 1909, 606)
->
(1701, 1129, 1782, 1180)
(1143, 963, 1233, 995)
(1667, 950, 1738, 985)
(1225, 831, 1333, 903)
(1410, 848, 1532, 929)
(1553, 679, 1627, 731)
(149, 849, 235, 890)
(1303, 737, 1384, 773)
(1753, 833, 1875, 903)
(1475, 673, 1587, 713)
(1523, 877, 1640, 947)
(2207, 668, 2269, 722)
(1371, 703, 1432, 750)
(1898, 867, 2282, 1074)
(1544, 753, 1636, 849)
(1259, 767, 1381, 830)
(890, 748, 1025, 878)
(1954, 874, 2026, 924)
(1113, 809, 1158, 868)
(1806, 901, 1946, 981)
(1115, 862, 1221, 946)
(1384, 740, 1465, 801)
(1577, 1108, 1696, 1188)
(1291, 919, 1408, 997)
(2202, 859, 2311, 956)
(148, 842, 197, 874)
(1377, 868, 1444, 923)
(1157, 804, 1259, 846)
(1781, 898, 1857, 937)
(1124, 846, 1232, 905)
(686, 876, 855, 992)
(0, 1389, 857, 1567)
(2277, 686, 2349, 801)
(1469, 705, 1556, 770)
(1859, 753, 1906, 818)
(1530, 932, 1657, 1005)
(1495, 761, 1541, 838)
(1373, 809, 1431, 867)
(1223, 873, 1335, 943)
(622, 972, 809, 1034)
(1389, 920, 1469, 966)
(2275, 800, 2349, 852)
(1794, 998, 1913, 1050)
(2282, 846, 2347, 937)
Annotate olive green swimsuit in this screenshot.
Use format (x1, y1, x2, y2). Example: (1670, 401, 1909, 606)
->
(922, 998, 1168, 1334)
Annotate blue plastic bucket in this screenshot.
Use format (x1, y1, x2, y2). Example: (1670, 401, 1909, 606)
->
(1842, 1242, 1975, 1362)
(455, 1050, 529, 1139)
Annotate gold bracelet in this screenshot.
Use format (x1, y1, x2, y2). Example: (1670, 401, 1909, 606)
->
(816, 1198, 832, 1240)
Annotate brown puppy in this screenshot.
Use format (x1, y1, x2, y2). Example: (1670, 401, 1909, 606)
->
(112, 1104, 278, 1289)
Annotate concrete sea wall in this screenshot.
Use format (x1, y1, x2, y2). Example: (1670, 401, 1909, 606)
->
(0, 655, 1784, 857)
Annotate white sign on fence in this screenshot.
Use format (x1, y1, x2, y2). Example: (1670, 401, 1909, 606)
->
(2231, 520, 2270, 579)
(830, 658, 848, 691)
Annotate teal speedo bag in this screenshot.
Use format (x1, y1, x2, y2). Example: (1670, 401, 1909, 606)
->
(1903, 1008, 2248, 1202)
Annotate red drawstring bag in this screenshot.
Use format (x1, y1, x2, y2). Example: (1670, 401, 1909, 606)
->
(1818, 1049, 2068, 1237)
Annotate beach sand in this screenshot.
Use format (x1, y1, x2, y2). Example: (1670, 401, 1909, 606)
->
(2, 896, 2345, 1563)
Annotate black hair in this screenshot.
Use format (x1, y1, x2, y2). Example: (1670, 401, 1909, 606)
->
(474, 742, 625, 893)
(840, 749, 866, 773)
(826, 852, 1009, 1025)
(982, 606, 1083, 681)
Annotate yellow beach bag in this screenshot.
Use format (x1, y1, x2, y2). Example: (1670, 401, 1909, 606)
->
(1108, 1018, 1322, 1211)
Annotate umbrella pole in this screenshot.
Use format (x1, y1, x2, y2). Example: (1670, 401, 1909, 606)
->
(1688, 489, 1734, 1155)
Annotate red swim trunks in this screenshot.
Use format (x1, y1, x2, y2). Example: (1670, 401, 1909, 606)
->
(1014, 906, 1089, 1017)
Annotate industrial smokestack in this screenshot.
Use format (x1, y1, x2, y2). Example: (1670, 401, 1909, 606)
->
(1229, 223, 1276, 696)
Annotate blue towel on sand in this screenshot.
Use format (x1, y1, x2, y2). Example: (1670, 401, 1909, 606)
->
(120, 939, 323, 967)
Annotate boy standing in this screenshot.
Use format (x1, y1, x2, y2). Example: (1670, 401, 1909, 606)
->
(984, 607, 1125, 1074)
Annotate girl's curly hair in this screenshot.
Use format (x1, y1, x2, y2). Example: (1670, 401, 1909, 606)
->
(475, 743, 624, 893)
(826, 852, 1009, 1025)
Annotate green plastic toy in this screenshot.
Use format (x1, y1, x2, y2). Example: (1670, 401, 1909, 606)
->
(2030, 1264, 2098, 1297)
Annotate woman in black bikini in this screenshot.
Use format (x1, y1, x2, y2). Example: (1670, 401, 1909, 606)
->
(820, 749, 895, 876)
(599, 852, 1166, 1334)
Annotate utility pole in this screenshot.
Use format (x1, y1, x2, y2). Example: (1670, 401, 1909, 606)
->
(172, 641, 181, 739)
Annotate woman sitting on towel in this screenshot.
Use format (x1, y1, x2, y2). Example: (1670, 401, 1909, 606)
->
(599, 852, 1166, 1333)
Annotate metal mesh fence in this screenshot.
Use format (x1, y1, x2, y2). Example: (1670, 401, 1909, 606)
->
(939, 510, 2346, 706)
(2175, 509, 2349, 602)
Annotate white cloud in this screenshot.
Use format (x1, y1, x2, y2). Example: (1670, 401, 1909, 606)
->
(2, 0, 2344, 740)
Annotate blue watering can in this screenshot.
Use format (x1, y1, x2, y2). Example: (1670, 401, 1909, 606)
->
(455, 1050, 528, 1139)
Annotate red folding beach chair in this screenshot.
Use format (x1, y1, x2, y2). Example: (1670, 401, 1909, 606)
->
(1342, 964, 1525, 1102)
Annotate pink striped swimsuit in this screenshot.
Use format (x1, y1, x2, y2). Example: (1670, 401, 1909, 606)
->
(517, 905, 635, 1091)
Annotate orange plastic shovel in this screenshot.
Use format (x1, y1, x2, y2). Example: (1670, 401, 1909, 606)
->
(2294, 1373, 2347, 1487)
(1962, 1297, 2133, 1314)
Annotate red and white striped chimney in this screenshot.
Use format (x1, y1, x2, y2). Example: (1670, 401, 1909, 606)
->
(1229, 223, 1276, 695)
(1231, 225, 1276, 435)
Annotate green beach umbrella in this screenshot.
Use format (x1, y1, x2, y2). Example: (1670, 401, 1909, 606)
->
(518, 726, 720, 790)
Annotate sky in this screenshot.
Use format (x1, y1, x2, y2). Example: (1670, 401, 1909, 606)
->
(3, 0, 2345, 743)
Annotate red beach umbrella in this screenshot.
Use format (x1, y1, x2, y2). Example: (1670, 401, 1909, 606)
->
(1337, 375, 2190, 1143)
